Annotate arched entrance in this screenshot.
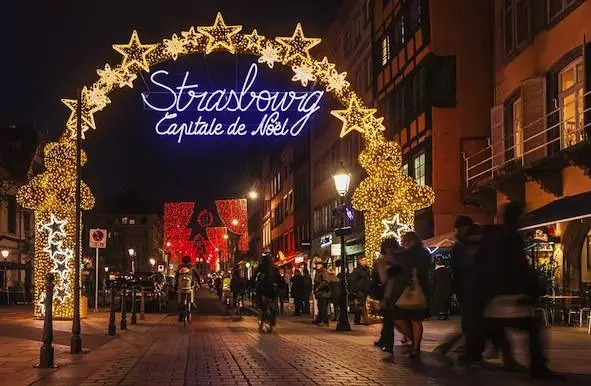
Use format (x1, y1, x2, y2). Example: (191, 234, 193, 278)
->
(562, 218, 591, 293)
(16, 12, 434, 318)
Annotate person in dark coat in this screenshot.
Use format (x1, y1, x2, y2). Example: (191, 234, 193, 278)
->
(313, 258, 331, 325)
(388, 232, 431, 357)
(290, 270, 306, 316)
(230, 266, 244, 309)
(302, 269, 313, 314)
(430, 260, 452, 320)
(350, 256, 371, 325)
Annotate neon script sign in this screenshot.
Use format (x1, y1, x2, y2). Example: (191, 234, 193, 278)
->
(141, 63, 324, 142)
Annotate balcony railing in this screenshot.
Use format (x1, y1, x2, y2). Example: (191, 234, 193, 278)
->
(464, 90, 591, 189)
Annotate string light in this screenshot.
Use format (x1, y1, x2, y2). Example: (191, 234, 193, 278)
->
(381, 214, 413, 241)
(197, 12, 242, 54)
(62, 87, 99, 139)
(163, 33, 186, 61)
(275, 23, 321, 65)
(243, 29, 266, 51)
(164, 202, 196, 263)
(215, 199, 249, 251)
(112, 30, 156, 72)
(325, 69, 349, 93)
(258, 42, 282, 68)
(330, 97, 377, 138)
(291, 64, 316, 87)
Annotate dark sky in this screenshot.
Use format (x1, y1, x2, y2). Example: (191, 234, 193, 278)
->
(1, 0, 344, 212)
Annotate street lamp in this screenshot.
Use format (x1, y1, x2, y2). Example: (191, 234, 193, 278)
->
(1, 249, 8, 293)
(149, 258, 156, 271)
(128, 248, 136, 273)
(1, 249, 8, 259)
(248, 190, 258, 200)
(333, 162, 352, 332)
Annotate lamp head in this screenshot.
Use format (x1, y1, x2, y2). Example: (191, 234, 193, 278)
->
(333, 162, 351, 197)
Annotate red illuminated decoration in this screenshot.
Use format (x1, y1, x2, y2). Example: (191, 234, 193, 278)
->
(197, 209, 214, 228)
(215, 199, 249, 251)
(206, 227, 228, 261)
(164, 202, 197, 263)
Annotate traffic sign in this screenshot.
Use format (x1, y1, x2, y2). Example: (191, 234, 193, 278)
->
(89, 229, 107, 249)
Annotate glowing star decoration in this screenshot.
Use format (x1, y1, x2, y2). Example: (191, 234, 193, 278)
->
(381, 214, 412, 241)
(113, 30, 156, 72)
(331, 98, 377, 138)
(258, 42, 281, 69)
(86, 83, 111, 111)
(117, 69, 137, 89)
(276, 23, 321, 65)
(42, 214, 67, 238)
(291, 64, 316, 87)
(164, 33, 186, 60)
(43, 240, 63, 259)
(326, 70, 349, 93)
(97, 63, 120, 88)
(62, 87, 98, 138)
(181, 27, 202, 46)
(244, 29, 265, 50)
(313, 57, 336, 77)
(197, 12, 242, 54)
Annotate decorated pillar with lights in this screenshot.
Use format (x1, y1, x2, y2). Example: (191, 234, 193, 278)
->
(16, 140, 95, 318)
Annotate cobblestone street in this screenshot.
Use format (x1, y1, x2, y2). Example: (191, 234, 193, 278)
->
(0, 292, 588, 386)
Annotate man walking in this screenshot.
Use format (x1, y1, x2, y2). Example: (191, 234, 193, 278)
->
(313, 257, 331, 326)
(350, 256, 371, 325)
(290, 269, 305, 316)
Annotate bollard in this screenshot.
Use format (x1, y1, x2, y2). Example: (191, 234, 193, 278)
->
(131, 286, 137, 325)
(37, 273, 56, 368)
(140, 289, 145, 320)
(120, 285, 128, 330)
(108, 287, 116, 336)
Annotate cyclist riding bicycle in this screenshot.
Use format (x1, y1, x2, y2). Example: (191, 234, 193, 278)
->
(254, 252, 283, 332)
(174, 256, 200, 321)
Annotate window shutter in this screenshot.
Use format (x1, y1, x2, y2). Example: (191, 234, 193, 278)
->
(490, 104, 505, 172)
(521, 76, 547, 165)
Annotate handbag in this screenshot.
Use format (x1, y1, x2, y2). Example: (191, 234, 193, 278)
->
(395, 268, 427, 310)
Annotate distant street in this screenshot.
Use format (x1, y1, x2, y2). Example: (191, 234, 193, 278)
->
(0, 292, 588, 386)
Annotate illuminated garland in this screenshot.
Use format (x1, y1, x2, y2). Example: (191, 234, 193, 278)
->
(206, 227, 228, 261)
(17, 12, 435, 318)
(215, 199, 249, 252)
(164, 202, 197, 263)
(196, 209, 214, 228)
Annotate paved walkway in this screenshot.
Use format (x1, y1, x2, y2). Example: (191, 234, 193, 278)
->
(0, 294, 590, 385)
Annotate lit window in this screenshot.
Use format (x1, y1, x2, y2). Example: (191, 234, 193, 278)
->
(512, 97, 523, 158)
(559, 58, 584, 148)
(413, 153, 426, 186)
(402, 163, 409, 175)
(122, 217, 128, 225)
(381, 35, 390, 66)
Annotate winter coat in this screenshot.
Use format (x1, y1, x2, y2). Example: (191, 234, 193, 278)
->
(450, 224, 483, 305)
(430, 266, 452, 315)
(313, 269, 331, 298)
(290, 275, 306, 299)
(329, 272, 341, 302)
(302, 273, 313, 295)
(387, 246, 431, 308)
(349, 265, 371, 300)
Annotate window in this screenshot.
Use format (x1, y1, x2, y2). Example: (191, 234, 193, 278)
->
(413, 152, 426, 185)
(402, 163, 409, 175)
(548, 0, 579, 23)
(129, 217, 136, 225)
(503, 0, 531, 57)
(121, 217, 128, 225)
(559, 58, 585, 148)
(512, 97, 523, 158)
(381, 35, 391, 66)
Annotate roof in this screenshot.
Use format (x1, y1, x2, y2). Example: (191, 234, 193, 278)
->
(520, 191, 591, 230)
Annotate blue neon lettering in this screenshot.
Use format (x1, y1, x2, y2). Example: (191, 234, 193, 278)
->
(142, 62, 324, 142)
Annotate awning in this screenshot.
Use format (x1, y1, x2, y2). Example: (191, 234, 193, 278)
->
(519, 191, 591, 231)
(423, 232, 455, 248)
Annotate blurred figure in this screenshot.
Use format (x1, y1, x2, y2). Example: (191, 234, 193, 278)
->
(350, 256, 371, 325)
(430, 260, 452, 320)
(254, 253, 283, 331)
(328, 266, 340, 322)
(480, 203, 552, 378)
(230, 266, 244, 309)
(390, 232, 430, 357)
(313, 257, 331, 326)
(278, 274, 288, 315)
(302, 269, 313, 314)
(290, 269, 305, 316)
(214, 275, 222, 300)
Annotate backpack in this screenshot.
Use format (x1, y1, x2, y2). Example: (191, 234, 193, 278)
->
(178, 269, 193, 291)
(256, 271, 278, 298)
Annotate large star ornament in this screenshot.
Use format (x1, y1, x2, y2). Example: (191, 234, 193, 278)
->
(113, 30, 156, 72)
(276, 23, 321, 64)
(62, 87, 99, 137)
(42, 214, 67, 239)
(198, 12, 242, 54)
(382, 214, 412, 241)
(331, 98, 377, 138)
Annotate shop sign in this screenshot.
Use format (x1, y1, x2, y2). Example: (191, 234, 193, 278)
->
(345, 244, 364, 255)
(320, 234, 332, 248)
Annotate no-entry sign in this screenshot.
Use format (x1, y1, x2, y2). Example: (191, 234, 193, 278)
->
(89, 229, 107, 249)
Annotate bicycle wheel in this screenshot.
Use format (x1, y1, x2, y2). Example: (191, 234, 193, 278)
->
(186, 296, 191, 325)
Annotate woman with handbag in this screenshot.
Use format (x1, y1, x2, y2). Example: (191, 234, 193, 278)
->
(386, 231, 431, 357)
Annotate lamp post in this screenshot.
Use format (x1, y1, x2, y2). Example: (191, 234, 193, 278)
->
(103, 266, 108, 293)
(1, 249, 9, 304)
(333, 162, 352, 332)
(149, 258, 156, 272)
(128, 248, 136, 274)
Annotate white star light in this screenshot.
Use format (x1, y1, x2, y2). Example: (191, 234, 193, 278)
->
(291, 64, 316, 87)
(164, 33, 186, 60)
(381, 214, 412, 241)
(326, 70, 349, 93)
(86, 84, 111, 111)
(258, 42, 281, 69)
(42, 214, 67, 239)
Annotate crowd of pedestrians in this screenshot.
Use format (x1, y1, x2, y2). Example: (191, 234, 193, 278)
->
(212, 203, 555, 379)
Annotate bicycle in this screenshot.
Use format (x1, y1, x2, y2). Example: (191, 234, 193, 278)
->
(258, 296, 276, 333)
(180, 291, 191, 327)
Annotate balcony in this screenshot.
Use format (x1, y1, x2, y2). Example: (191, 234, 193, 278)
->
(463, 90, 591, 207)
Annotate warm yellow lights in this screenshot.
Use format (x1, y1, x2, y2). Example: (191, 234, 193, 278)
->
(197, 12, 242, 54)
(18, 12, 436, 318)
(381, 214, 413, 241)
(113, 30, 156, 72)
(276, 23, 321, 65)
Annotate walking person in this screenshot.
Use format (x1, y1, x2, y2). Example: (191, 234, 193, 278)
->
(350, 256, 371, 325)
(290, 269, 305, 316)
(277, 274, 288, 315)
(328, 267, 340, 322)
(388, 232, 430, 358)
(312, 257, 331, 326)
(430, 259, 452, 320)
(302, 268, 313, 314)
(230, 266, 244, 310)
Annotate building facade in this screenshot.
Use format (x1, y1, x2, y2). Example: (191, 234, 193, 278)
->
(0, 125, 43, 301)
(309, 0, 372, 268)
(372, 0, 494, 244)
(464, 0, 591, 295)
(84, 213, 163, 274)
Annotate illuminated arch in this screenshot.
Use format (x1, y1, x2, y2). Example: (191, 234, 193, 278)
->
(17, 12, 434, 318)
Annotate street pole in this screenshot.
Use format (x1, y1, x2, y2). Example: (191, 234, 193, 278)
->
(336, 196, 351, 332)
(94, 248, 99, 312)
(71, 87, 83, 354)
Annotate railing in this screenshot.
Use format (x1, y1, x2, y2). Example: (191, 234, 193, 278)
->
(464, 90, 591, 188)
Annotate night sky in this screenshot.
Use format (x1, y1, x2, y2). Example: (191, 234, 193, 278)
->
(1, 0, 344, 212)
